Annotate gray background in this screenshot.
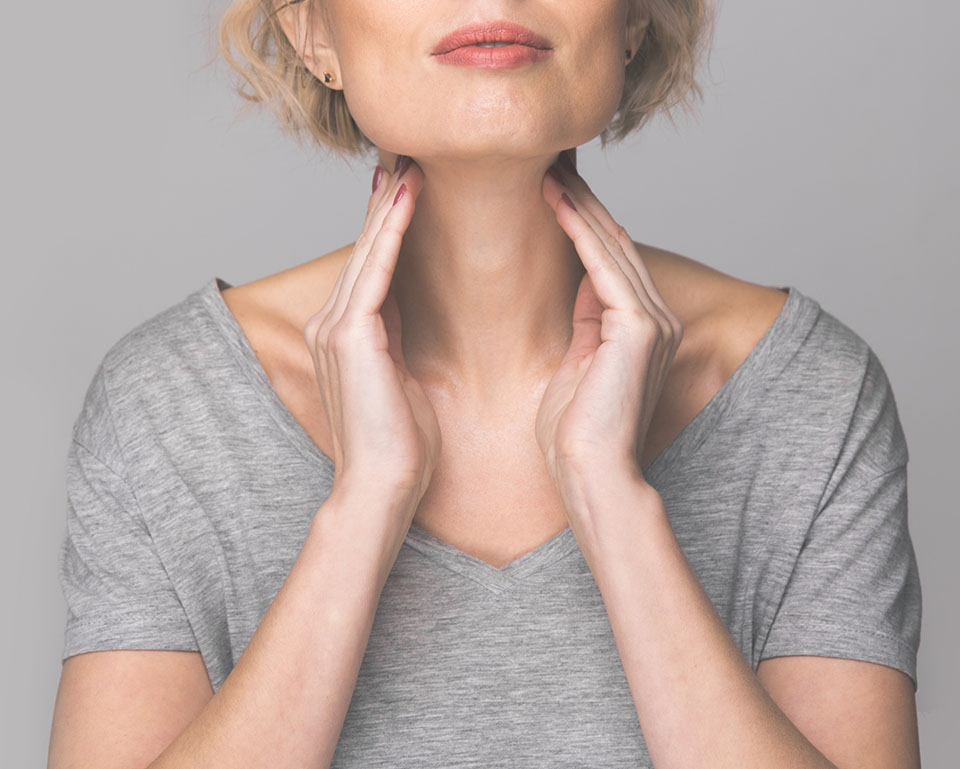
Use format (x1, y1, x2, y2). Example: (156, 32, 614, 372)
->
(4, 0, 956, 765)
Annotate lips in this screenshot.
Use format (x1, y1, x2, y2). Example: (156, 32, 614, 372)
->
(432, 20, 552, 55)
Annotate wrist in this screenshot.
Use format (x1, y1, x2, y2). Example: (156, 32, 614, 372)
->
(329, 472, 422, 515)
(555, 458, 650, 512)
(313, 484, 420, 583)
(556, 463, 665, 561)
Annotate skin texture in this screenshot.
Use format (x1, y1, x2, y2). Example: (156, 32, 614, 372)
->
(48, 2, 921, 768)
(283, 0, 651, 392)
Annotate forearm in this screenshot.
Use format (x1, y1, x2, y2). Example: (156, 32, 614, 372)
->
(570, 473, 837, 769)
(148, 488, 404, 769)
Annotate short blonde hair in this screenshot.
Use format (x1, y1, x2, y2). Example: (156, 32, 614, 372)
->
(217, 0, 716, 161)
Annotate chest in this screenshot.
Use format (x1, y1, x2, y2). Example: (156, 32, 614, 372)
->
(272, 349, 720, 570)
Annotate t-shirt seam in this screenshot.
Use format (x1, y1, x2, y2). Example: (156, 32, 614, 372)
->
(816, 463, 907, 514)
(69, 431, 203, 652)
(742, 461, 910, 660)
(70, 436, 154, 539)
(70, 436, 136, 496)
(816, 347, 907, 511)
(65, 612, 198, 632)
(762, 614, 916, 657)
(77, 363, 160, 536)
(87, 362, 132, 478)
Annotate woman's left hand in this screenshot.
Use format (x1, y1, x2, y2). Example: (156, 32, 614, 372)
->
(536, 149, 684, 498)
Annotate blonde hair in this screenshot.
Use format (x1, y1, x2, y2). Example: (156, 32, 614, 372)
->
(217, 0, 716, 162)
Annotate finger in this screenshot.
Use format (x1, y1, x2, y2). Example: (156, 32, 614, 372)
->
(547, 171, 680, 352)
(331, 158, 419, 320)
(344, 177, 418, 318)
(611, 231, 680, 332)
(548, 186, 640, 314)
(325, 163, 397, 310)
(549, 163, 672, 320)
(329, 160, 409, 318)
(544, 165, 658, 320)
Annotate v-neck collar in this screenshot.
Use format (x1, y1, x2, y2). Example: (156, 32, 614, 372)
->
(196, 275, 819, 593)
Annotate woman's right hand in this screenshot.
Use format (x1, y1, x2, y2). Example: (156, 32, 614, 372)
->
(303, 156, 440, 514)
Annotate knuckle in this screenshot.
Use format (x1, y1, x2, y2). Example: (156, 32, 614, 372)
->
(327, 322, 354, 355)
(354, 231, 373, 253)
(634, 308, 661, 335)
(378, 216, 404, 238)
(630, 312, 663, 348)
(671, 316, 685, 343)
(606, 234, 627, 259)
(360, 253, 393, 281)
(303, 313, 323, 348)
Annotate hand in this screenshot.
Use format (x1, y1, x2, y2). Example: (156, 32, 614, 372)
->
(303, 156, 441, 512)
(536, 149, 684, 489)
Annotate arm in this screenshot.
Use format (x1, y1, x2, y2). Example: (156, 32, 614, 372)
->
(536, 151, 919, 769)
(147, 486, 402, 769)
(49, 486, 408, 769)
(51, 157, 436, 769)
(564, 470, 920, 769)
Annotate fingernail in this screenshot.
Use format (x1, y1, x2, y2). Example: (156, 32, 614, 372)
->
(559, 192, 576, 212)
(372, 165, 383, 192)
(559, 151, 577, 175)
(393, 154, 407, 173)
(393, 183, 407, 206)
(546, 165, 566, 185)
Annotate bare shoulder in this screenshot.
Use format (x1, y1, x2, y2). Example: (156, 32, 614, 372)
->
(633, 240, 790, 372)
(217, 247, 354, 387)
(220, 246, 352, 332)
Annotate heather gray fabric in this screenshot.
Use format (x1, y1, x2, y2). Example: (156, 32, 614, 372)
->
(57, 276, 922, 767)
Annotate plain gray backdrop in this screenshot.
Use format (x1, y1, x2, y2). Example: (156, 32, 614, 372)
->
(4, 0, 957, 765)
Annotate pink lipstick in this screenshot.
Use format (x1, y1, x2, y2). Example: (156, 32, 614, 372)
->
(432, 20, 554, 69)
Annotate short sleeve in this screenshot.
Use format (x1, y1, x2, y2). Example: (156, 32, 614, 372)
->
(57, 364, 199, 662)
(759, 350, 922, 691)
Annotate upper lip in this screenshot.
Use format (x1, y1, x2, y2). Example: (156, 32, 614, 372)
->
(432, 20, 553, 55)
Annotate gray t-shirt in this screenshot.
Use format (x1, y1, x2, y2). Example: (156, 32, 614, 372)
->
(58, 276, 921, 767)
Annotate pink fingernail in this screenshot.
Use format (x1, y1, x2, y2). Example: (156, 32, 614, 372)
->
(393, 183, 407, 206)
(560, 192, 576, 212)
(372, 165, 383, 192)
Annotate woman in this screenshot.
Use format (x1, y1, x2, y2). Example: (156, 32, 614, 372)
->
(48, 1, 921, 768)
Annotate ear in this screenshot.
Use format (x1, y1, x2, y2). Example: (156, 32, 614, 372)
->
(624, 2, 652, 61)
(274, 0, 341, 87)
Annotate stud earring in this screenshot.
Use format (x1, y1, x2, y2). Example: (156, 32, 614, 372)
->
(323, 71, 336, 84)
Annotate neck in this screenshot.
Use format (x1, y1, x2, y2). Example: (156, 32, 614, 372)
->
(385, 152, 586, 398)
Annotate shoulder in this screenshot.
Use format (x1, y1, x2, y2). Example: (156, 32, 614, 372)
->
(220, 247, 351, 326)
(70, 279, 220, 461)
(638, 241, 902, 448)
(634, 240, 792, 377)
(217, 248, 352, 378)
(97, 246, 348, 387)
(95, 281, 221, 390)
(636, 239, 882, 375)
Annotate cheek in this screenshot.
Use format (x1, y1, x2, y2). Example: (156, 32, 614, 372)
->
(339, 51, 424, 151)
(562, 45, 628, 135)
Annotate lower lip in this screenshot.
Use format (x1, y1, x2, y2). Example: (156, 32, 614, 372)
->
(433, 44, 553, 68)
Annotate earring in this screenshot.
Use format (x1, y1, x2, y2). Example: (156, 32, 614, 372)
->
(323, 71, 336, 84)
